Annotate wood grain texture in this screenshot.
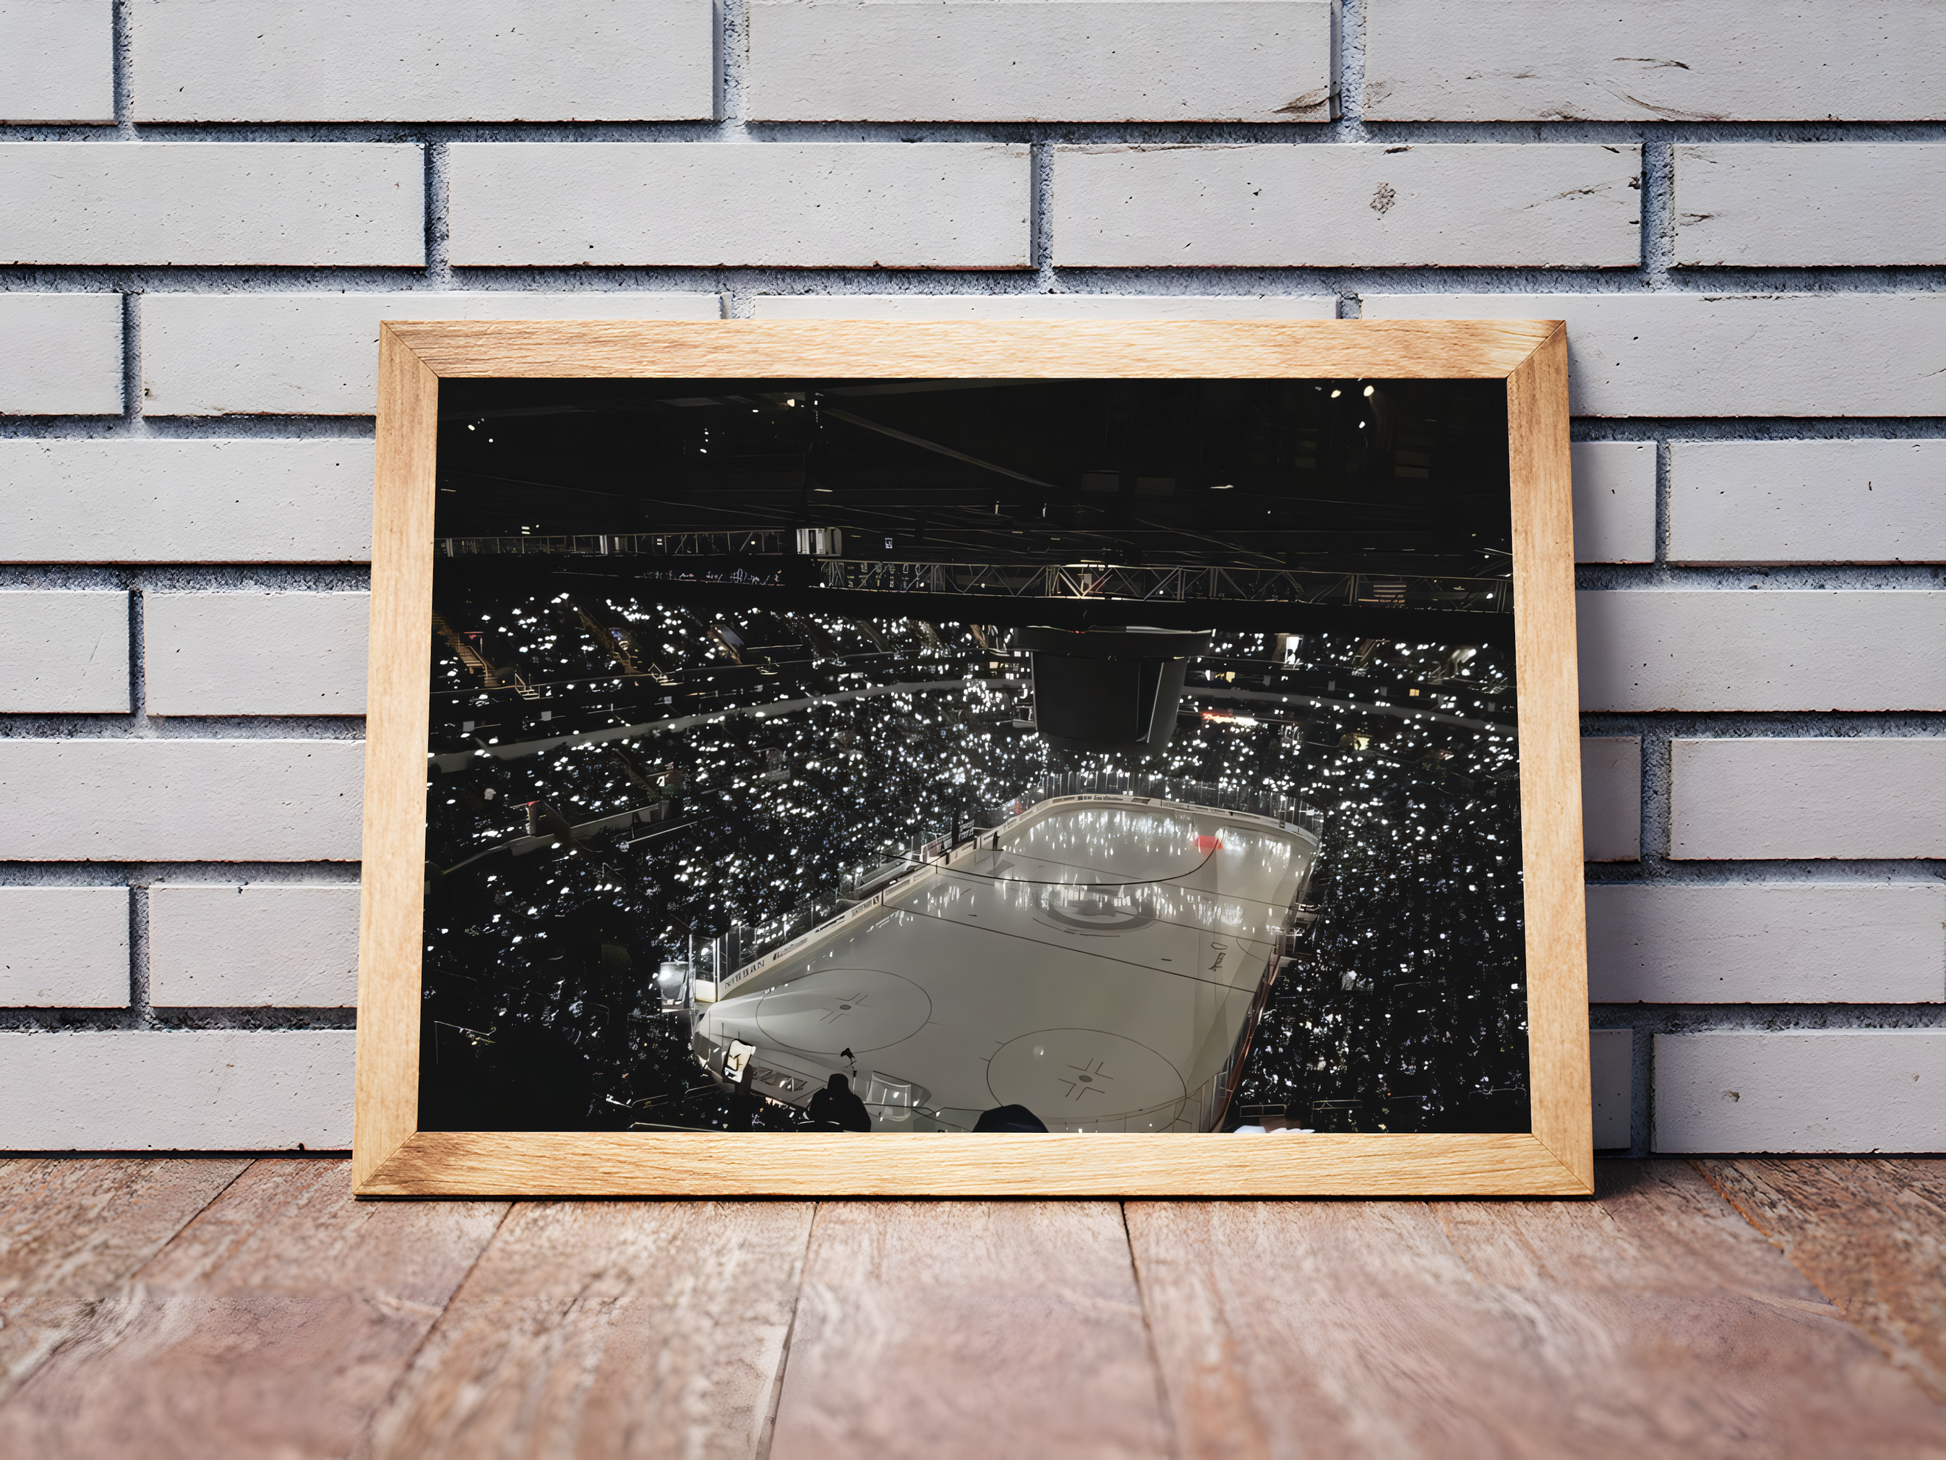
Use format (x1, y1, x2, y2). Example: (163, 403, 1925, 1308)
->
(769, 1200, 1172, 1460)
(1507, 324, 1594, 1192)
(355, 1199, 814, 1459)
(362, 1130, 1588, 1197)
(1128, 1162, 1946, 1458)
(0, 1158, 245, 1398)
(0, 1159, 506, 1459)
(1697, 1158, 1946, 1402)
(354, 324, 441, 1190)
(357, 318, 1590, 1196)
(381, 317, 1559, 381)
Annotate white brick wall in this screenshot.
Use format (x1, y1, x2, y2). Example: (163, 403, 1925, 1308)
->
(1588, 885, 1946, 1004)
(1581, 737, 1641, 863)
(747, 0, 1334, 122)
(1674, 145, 1946, 268)
(0, 1030, 356, 1149)
(448, 144, 1031, 268)
(0, 887, 128, 1007)
(1364, 0, 1946, 121)
(0, 440, 373, 562)
(0, 592, 128, 713)
(1671, 739, 1946, 861)
(1577, 591, 1946, 712)
(1357, 295, 1946, 417)
(0, 294, 123, 416)
(0, 0, 112, 123)
(148, 884, 360, 1007)
(1570, 442, 1656, 564)
(1668, 440, 1946, 566)
(0, 741, 364, 862)
(0, 144, 424, 266)
(1654, 1031, 1946, 1153)
(2, 0, 1941, 1153)
(141, 292, 722, 416)
(1054, 145, 1641, 268)
(145, 593, 369, 717)
(752, 295, 1339, 320)
(131, 0, 715, 122)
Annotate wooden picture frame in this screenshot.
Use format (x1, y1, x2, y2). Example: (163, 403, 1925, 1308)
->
(353, 319, 1588, 1197)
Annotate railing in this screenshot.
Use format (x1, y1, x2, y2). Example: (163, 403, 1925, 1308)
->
(823, 558, 1510, 614)
(1014, 771, 1323, 838)
(441, 530, 788, 558)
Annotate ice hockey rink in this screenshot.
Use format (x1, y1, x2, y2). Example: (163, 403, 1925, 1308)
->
(693, 795, 1320, 1132)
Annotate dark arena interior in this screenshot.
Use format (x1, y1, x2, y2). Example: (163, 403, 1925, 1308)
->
(418, 374, 1532, 1135)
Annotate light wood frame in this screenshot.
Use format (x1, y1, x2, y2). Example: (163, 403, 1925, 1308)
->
(354, 319, 1589, 1197)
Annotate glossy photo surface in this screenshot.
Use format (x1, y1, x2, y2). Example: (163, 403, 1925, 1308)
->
(419, 375, 1529, 1138)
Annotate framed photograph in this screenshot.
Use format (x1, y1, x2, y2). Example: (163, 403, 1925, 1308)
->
(353, 319, 1589, 1197)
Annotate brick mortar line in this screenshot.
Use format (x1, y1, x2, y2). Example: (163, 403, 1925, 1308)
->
(0, 566, 373, 589)
(1585, 861, 1946, 885)
(0, 1009, 360, 1031)
(0, 716, 368, 740)
(1578, 711, 1946, 735)
(1592, 1005, 1946, 1032)
(7, 272, 1943, 299)
(1574, 567, 1946, 588)
(7, 120, 1946, 144)
(0, 862, 363, 885)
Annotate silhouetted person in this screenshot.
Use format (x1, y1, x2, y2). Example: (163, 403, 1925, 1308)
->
(807, 1072, 873, 1132)
(973, 1103, 1048, 1133)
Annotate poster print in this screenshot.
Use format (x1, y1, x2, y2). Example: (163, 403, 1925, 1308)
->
(416, 372, 1531, 1141)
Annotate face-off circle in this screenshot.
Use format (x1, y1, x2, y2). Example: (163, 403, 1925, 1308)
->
(754, 968, 931, 1054)
(987, 1028, 1187, 1128)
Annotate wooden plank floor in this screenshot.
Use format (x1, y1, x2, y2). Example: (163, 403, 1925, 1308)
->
(0, 1160, 1940, 1458)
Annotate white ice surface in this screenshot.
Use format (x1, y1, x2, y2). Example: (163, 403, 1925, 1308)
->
(697, 797, 1316, 1131)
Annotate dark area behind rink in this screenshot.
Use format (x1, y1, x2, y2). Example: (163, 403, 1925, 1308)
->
(417, 374, 1529, 1135)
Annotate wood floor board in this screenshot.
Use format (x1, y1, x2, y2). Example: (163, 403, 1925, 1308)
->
(0, 1157, 247, 1399)
(1126, 1162, 1946, 1459)
(354, 1198, 816, 1460)
(1696, 1157, 1946, 1403)
(0, 1158, 507, 1459)
(767, 1200, 1174, 1460)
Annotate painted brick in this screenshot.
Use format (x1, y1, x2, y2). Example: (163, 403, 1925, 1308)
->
(1364, 0, 1946, 122)
(1581, 736, 1641, 863)
(145, 593, 369, 718)
(140, 292, 722, 416)
(0, 143, 423, 266)
(747, 0, 1333, 122)
(1671, 739, 1946, 861)
(1590, 1028, 1631, 1148)
(0, 1030, 355, 1149)
(1054, 144, 1640, 268)
(1654, 1031, 1946, 1153)
(1577, 591, 1946, 713)
(0, 293, 122, 416)
(0, 887, 128, 1007)
(1674, 145, 1946, 267)
(0, 741, 363, 862)
(1588, 884, 1946, 1004)
(752, 294, 1338, 320)
(0, 591, 129, 713)
(0, 439, 373, 563)
(1571, 441, 1655, 564)
(0, 0, 112, 123)
(1668, 439, 1946, 566)
(1357, 294, 1946, 417)
(148, 885, 359, 1007)
(132, 0, 713, 122)
(448, 143, 1031, 268)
